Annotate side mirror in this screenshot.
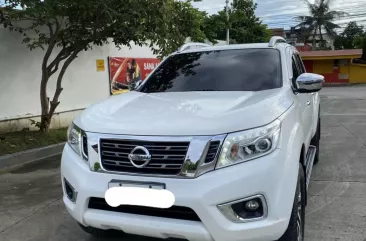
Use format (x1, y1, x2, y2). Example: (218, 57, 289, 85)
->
(295, 73, 324, 93)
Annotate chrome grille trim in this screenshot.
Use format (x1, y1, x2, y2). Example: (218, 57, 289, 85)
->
(204, 140, 221, 163)
(100, 138, 190, 175)
(85, 132, 227, 178)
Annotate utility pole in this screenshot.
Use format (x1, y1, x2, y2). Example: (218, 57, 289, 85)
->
(226, 0, 229, 45)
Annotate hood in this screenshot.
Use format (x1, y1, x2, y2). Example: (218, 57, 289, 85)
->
(76, 89, 294, 136)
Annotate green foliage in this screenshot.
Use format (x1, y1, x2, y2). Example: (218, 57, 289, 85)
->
(0, 0, 273, 131)
(29, 119, 42, 129)
(0, 0, 209, 131)
(0, 127, 67, 156)
(295, 0, 348, 49)
(201, 0, 270, 44)
(93, 162, 101, 172)
(229, 0, 271, 43)
(0, 0, 206, 59)
(353, 36, 366, 60)
(201, 11, 227, 42)
(334, 21, 364, 50)
(354, 36, 366, 49)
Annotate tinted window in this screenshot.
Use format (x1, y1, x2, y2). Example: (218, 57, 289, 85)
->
(292, 57, 300, 80)
(295, 54, 305, 74)
(138, 49, 282, 93)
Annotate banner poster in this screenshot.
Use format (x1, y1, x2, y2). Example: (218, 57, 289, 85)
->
(109, 57, 161, 95)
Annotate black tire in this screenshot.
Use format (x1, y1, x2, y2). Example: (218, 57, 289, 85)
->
(78, 222, 124, 238)
(278, 165, 306, 241)
(311, 117, 321, 165)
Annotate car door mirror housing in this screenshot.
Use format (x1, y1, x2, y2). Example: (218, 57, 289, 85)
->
(295, 73, 324, 93)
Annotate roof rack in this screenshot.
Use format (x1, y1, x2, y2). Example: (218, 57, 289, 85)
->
(268, 36, 287, 47)
(176, 42, 212, 53)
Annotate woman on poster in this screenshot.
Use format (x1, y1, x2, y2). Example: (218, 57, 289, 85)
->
(128, 59, 143, 90)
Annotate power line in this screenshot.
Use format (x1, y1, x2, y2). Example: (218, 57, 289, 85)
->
(259, 9, 366, 19)
(195, 0, 366, 30)
(264, 18, 366, 26)
(258, 7, 366, 19)
(260, 12, 366, 26)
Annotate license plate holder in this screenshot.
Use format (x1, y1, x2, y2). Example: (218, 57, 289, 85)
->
(108, 180, 166, 190)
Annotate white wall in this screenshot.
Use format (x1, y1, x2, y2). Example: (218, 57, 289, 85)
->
(0, 26, 157, 133)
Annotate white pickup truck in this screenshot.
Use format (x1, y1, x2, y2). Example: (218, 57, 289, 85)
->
(61, 36, 324, 241)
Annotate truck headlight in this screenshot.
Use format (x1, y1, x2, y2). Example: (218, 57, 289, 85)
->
(216, 120, 281, 168)
(67, 122, 88, 160)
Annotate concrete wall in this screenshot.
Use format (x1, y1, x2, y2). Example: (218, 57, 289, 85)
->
(349, 64, 366, 84)
(0, 26, 158, 133)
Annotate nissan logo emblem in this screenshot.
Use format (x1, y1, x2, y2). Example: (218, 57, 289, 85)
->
(128, 146, 152, 168)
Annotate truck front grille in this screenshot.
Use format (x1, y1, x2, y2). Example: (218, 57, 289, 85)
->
(88, 197, 201, 222)
(100, 139, 190, 175)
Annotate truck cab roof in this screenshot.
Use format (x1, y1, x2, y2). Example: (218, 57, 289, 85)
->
(173, 36, 298, 55)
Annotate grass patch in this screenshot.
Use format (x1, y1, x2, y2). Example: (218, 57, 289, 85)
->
(0, 128, 67, 156)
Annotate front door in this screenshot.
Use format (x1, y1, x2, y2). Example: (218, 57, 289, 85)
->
(291, 54, 314, 149)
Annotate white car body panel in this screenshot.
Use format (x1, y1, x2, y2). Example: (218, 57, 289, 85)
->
(75, 89, 294, 136)
(61, 40, 322, 241)
(61, 140, 299, 241)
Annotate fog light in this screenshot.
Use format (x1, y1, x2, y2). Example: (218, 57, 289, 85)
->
(64, 178, 78, 203)
(217, 195, 267, 223)
(232, 197, 264, 219)
(245, 200, 260, 210)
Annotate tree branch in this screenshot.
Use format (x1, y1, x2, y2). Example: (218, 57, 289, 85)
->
(54, 16, 60, 32)
(50, 61, 60, 75)
(48, 49, 81, 118)
(47, 23, 54, 37)
(47, 46, 71, 74)
(42, 22, 63, 77)
(41, 40, 56, 79)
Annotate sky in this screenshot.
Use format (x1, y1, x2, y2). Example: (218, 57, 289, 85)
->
(1, 0, 365, 31)
(192, 0, 366, 31)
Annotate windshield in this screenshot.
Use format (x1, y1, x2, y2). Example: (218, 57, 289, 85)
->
(138, 48, 282, 93)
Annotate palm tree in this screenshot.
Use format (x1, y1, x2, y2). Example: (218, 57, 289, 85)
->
(294, 0, 348, 49)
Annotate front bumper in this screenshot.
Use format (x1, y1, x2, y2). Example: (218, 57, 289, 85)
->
(61, 143, 299, 241)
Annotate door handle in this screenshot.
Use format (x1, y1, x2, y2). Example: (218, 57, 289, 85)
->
(311, 93, 315, 96)
(307, 101, 311, 106)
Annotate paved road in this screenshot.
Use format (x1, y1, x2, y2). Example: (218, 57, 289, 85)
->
(2, 86, 366, 241)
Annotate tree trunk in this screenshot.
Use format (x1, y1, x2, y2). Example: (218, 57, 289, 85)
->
(39, 76, 50, 132)
(312, 28, 317, 50)
(319, 25, 324, 48)
(48, 51, 80, 120)
(39, 42, 55, 132)
(39, 50, 81, 132)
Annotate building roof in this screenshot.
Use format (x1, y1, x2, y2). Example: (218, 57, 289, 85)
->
(300, 49, 363, 60)
(269, 28, 285, 38)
